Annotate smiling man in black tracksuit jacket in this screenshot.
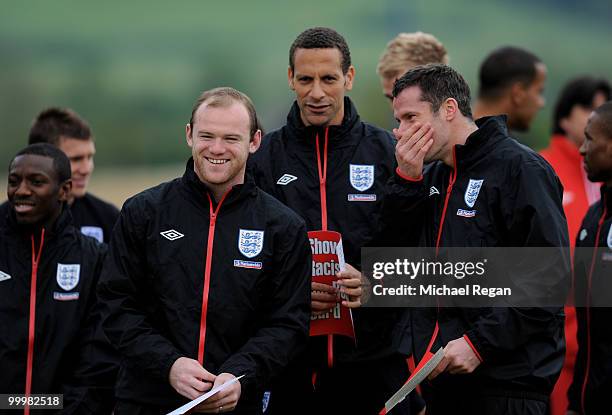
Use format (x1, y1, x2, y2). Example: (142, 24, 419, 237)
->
(98, 87, 311, 414)
(568, 102, 612, 415)
(373, 64, 570, 414)
(0, 143, 110, 414)
(249, 27, 421, 414)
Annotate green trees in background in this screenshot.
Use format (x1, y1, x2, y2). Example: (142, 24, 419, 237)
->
(1, 0, 611, 170)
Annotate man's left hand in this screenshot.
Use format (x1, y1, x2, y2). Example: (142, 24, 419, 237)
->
(336, 263, 364, 308)
(193, 373, 241, 413)
(428, 337, 481, 380)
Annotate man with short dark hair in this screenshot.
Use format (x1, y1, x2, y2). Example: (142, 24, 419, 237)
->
(473, 46, 547, 132)
(0, 143, 111, 414)
(29, 107, 119, 243)
(540, 76, 610, 415)
(568, 101, 612, 415)
(98, 87, 311, 414)
(376, 64, 569, 414)
(250, 27, 420, 414)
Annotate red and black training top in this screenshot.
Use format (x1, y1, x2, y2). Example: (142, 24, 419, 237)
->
(97, 160, 312, 412)
(375, 115, 570, 400)
(0, 204, 113, 414)
(249, 97, 403, 365)
(569, 185, 612, 414)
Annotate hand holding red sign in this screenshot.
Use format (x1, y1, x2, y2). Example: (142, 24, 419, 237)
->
(337, 263, 364, 308)
(311, 281, 337, 317)
(308, 230, 356, 340)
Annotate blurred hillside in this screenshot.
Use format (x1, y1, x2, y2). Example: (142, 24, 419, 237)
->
(1, 0, 611, 187)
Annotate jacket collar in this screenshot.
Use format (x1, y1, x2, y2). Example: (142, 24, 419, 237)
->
(285, 96, 362, 148)
(181, 158, 258, 209)
(453, 115, 510, 168)
(3, 202, 73, 241)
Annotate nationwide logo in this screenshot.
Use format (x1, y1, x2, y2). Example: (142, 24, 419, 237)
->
(429, 186, 440, 197)
(53, 292, 80, 301)
(277, 174, 297, 185)
(464, 179, 484, 208)
(0, 270, 11, 282)
(348, 194, 377, 202)
(56, 263, 81, 291)
(234, 259, 263, 270)
(457, 208, 476, 218)
(160, 229, 184, 241)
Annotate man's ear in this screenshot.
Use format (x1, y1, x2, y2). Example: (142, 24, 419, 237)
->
(288, 66, 295, 90)
(510, 82, 527, 107)
(58, 179, 72, 203)
(344, 65, 355, 91)
(186, 123, 194, 148)
(442, 98, 459, 121)
(249, 129, 262, 153)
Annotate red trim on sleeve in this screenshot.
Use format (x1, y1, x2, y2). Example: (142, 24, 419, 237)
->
(463, 334, 484, 362)
(395, 166, 423, 182)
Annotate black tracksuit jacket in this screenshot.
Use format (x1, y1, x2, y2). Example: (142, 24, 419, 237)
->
(70, 193, 119, 244)
(249, 97, 402, 364)
(568, 185, 612, 414)
(97, 160, 311, 413)
(0, 206, 111, 414)
(375, 116, 570, 399)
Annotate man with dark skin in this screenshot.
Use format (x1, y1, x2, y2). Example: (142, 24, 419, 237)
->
(568, 101, 612, 415)
(250, 27, 421, 414)
(540, 77, 610, 415)
(473, 46, 547, 132)
(0, 143, 110, 414)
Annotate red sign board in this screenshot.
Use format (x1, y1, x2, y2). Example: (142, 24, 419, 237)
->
(308, 230, 355, 340)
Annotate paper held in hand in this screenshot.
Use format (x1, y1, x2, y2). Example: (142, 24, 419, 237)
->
(380, 348, 445, 414)
(166, 375, 244, 415)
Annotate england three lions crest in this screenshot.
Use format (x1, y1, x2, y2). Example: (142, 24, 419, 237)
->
(349, 164, 374, 192)
(238, 229, 264, 258)
(56, 263, 81, 291)
(464, 179, 484, 208)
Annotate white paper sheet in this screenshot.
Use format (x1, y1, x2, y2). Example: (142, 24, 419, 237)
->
(166, 375, 244, 415)
(384, 348, 444, 412)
